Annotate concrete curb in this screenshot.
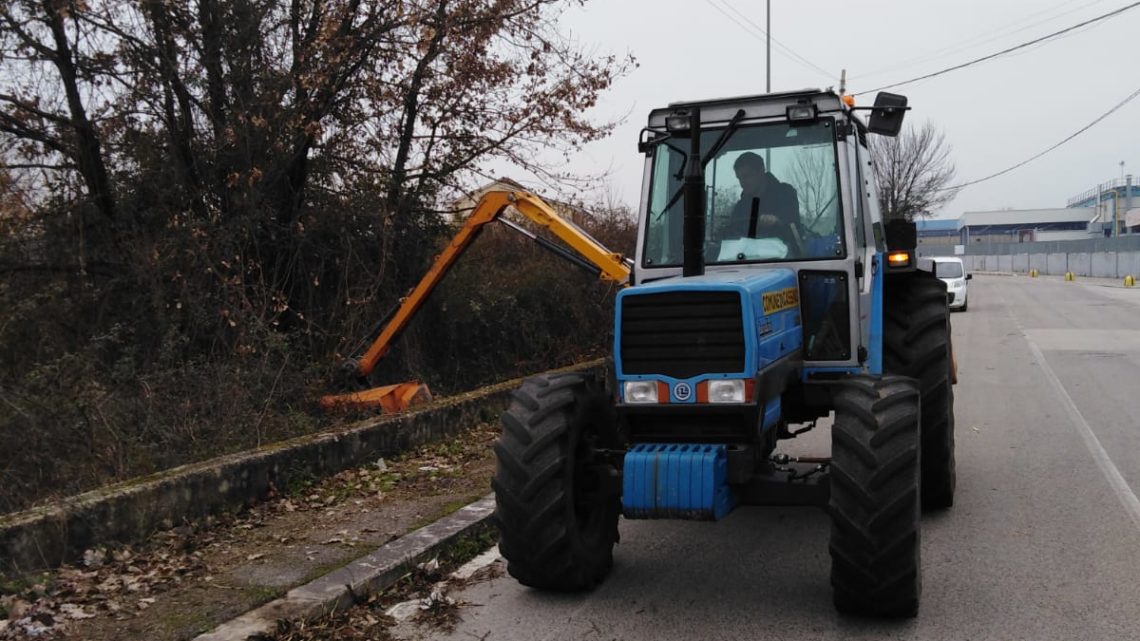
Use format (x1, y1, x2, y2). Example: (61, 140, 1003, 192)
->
(193, 495, 496, 641)
(1, 360, 602, 572)
(1007, 273, 1139, 289)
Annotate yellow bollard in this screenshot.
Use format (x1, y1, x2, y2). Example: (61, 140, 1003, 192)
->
(1126, 275, 1136, 287)
(1065, 271, 1075, 281)
(1029, 268, 1038, 277)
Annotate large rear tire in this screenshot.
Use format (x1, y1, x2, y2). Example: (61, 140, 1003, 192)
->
(829, 375, 922, 618)
(492, 373, 621, 590)
(884, 271, 956, 510)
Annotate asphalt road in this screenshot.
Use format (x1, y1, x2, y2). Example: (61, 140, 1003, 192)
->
(396, 275, 1140, 641)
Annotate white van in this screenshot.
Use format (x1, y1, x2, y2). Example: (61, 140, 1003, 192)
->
(932, 257, 971, 311)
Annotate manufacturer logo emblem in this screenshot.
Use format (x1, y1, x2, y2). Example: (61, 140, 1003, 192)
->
(674, 382, 692, 401)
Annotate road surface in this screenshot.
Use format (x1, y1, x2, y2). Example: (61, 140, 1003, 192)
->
(397, 275, 1140, 641)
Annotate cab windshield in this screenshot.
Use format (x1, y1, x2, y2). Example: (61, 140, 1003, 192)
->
(935, 261, 964, 278)
(643, 119, 843, 267)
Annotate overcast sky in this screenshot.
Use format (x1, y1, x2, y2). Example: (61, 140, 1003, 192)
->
(539, 0, 1139, 219)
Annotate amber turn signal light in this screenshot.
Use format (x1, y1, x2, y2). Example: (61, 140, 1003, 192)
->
(887, 251, 911, 268)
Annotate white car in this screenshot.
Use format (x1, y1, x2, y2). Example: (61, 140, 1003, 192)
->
(933, 257, 971, 311)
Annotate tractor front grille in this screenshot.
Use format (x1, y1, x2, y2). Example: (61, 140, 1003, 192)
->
(619, 290, 746, 378)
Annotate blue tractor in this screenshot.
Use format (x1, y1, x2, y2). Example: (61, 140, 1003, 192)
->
(492, 89, 956, 618)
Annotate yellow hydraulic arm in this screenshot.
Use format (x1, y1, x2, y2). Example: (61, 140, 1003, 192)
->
(320, 190, 631, 411)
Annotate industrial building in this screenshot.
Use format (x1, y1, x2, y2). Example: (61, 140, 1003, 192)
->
(915, 175, 1140, 256)
(957, 208, 1095, 245)
(1066, 177, 1140, 235)
(915, 219, 958, 247)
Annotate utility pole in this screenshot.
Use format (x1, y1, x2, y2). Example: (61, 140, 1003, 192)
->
(765, 0, 772, 171)
(766, 0, 771, 92)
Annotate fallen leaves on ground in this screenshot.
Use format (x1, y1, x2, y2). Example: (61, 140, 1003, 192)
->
(0, 421, 500, 640)
(0, 547, 207, 639)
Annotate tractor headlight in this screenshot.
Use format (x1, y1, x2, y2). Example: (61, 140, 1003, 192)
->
(708, 379, 746, 404)
(624, 381, 659, 404)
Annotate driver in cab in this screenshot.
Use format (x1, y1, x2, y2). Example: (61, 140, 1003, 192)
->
(717, 152, 803, 258)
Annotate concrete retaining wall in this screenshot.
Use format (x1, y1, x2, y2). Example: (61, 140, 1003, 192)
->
(1092, 252, 1116, 278)
(1047, 253, 1068, 274)
(0, 360, 604, 573)
(956, 236, 1140, 279)
(967, 248, 1140, 278)
(1069, 252, 1091, 277)
(1122, 252, 1140, 277)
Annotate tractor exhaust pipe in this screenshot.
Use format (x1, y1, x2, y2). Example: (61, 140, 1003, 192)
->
(682, 108, 705, 278)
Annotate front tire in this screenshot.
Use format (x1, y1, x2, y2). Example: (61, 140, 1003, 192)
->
(492, 373, 621, 590)
(884, 271, 956, 509)
(829, 375, 922, 618)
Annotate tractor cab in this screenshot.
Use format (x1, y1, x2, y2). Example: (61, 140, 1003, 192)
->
(628, 89, 908, 378)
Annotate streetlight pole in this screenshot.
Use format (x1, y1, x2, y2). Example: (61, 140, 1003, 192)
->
(766, 0, 771, 93)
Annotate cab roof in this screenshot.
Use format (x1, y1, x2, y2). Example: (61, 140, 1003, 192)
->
(649, 89, 846, 128)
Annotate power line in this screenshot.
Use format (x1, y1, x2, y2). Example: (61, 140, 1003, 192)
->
(857, 0, 1108, 80)
(854, 1, 1140, 95)
(703, 0, 835, 82)
(942, 84, 1140, 191)
(705, 0, 818, 77)
(713, 0, 836, 80)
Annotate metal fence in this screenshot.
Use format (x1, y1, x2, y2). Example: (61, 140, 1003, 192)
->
(916, 236, 1140, 278)
(917, 245, 958, 257)
(918, 235, 1140, 257)
(963, 235, 1140, 256)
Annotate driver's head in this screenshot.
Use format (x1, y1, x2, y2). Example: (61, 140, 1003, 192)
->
(734, 152, 767, 194)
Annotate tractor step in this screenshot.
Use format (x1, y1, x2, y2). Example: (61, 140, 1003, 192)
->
(622, 443, 736, 520)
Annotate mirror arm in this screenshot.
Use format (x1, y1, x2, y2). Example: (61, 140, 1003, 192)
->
(638, 127, 671, 153)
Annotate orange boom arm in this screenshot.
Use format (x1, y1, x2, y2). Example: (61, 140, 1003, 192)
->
(320, 190, 630, 411)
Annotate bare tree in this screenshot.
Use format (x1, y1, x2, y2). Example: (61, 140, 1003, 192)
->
(0, 0, 119, 253)
(788, 145, 839, 234)
(871, 122, 959, 221)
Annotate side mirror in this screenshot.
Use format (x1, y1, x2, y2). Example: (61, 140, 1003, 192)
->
(966, 273, 973, 280)
(868, 92, 908, 137)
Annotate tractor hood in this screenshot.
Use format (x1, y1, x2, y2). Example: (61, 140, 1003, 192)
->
(613, 268, 803, 403)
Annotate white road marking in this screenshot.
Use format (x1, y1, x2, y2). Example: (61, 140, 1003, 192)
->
(385, 546, 502, 622)
(1024, 329, 1140, 352)
(1022, 333, 1140, 533)
(451, 547, 502, 581)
